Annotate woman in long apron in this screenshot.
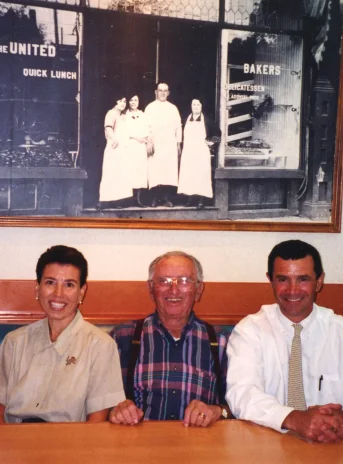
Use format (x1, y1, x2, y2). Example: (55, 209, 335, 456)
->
(98, 93, 132, 209)
(125, 94, 148, 207)
(177, 99, 221, 209)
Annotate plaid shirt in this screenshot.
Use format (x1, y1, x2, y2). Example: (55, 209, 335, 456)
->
(111, 311, 229, 420)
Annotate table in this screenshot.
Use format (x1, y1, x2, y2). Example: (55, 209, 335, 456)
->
(1, 420, 343, 464)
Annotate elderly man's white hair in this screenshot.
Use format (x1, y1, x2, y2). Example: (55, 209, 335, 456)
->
(148, 251, 204, 282)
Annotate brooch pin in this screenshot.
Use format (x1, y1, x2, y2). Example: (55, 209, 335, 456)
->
(66, 356, 77, 366)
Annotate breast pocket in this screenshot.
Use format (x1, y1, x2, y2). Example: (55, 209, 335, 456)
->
(305, 373, 343, 405)
(187, 367, 217, 403)
(320, 374, 343, 403)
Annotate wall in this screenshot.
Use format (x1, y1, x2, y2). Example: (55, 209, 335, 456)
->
(0, 226, 342, 284)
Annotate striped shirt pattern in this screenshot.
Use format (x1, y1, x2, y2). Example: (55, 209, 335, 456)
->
(111, 312, 229, 420)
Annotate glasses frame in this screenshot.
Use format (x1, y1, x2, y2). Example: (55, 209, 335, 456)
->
(149, 276, 200, 289)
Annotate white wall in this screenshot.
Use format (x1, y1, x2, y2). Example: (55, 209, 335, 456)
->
(0, 226, 342, 283)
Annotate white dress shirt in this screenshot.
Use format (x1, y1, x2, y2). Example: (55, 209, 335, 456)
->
(226, 304, 343, 432)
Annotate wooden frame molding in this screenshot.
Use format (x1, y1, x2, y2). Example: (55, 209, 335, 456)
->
(0, 280, 342, 325)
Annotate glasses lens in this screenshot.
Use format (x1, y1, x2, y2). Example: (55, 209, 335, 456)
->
(156, 278, 169, 287)
(154, 277, 196, 289)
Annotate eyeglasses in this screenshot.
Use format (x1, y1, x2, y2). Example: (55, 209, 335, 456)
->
(150, 276, 199, 290)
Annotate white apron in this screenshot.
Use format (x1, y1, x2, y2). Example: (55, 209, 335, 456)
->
(177, 115, 213, 198)
(99, 112, 133, 202)
(145, 101, 180, 189)
(125, 111, 148, 189)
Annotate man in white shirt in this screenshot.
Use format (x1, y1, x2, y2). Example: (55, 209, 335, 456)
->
(144, 82, 182, 207)
(226, 239, 343, 443)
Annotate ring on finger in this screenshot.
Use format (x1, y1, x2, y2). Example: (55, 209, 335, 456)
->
(199, 412, 206, 419)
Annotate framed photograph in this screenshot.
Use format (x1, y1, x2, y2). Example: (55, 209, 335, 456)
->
(0, 0, 342, 231)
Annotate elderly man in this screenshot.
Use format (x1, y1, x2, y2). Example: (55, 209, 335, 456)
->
(144, 83, 182, 207)
(227, 240, 343, 443)
(110, 251, 230, 426)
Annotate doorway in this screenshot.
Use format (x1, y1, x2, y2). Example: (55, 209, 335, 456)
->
(81, 11, 218, 207)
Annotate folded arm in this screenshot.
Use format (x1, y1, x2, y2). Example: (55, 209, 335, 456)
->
(282, 405, 343, 443)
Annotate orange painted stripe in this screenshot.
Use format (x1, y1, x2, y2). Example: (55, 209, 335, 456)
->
(0, 280, 342, 325)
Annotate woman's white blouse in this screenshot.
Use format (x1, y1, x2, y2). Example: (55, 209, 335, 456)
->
(0, 311, 125, 423)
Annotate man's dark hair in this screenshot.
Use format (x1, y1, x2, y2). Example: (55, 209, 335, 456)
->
(267, 240, 323, 279)
(36, 245, 88, 286)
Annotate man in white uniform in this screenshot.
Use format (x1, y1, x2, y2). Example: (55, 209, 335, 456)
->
(145, 82, 182, 207)
(227, 240, 343, 443)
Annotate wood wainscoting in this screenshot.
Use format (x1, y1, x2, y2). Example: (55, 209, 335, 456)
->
(0, 280, 343, 325)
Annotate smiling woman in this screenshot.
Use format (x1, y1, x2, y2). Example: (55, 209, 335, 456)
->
(35, 262, 87, 341)
(0, 245, 125, 424)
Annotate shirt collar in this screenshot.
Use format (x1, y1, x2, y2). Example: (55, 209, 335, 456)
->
(190, 114, 202, 122)
(128, 110, 140, 119)
(153, 310, 195, 339)
(276, 304, 317, 332)
(53, 310, 84, 356)
(33, 318, 52, 353)
(33, 311, 84, 356)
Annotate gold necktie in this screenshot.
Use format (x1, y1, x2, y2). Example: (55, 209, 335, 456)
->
(287, 323, 307, 411)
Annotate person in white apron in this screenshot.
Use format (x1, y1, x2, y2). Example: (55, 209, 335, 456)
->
(125, 94, 149, 207)
(98, 94, 132, 209)
(178, 99, 221, 209)
(145, 83, 182, 207)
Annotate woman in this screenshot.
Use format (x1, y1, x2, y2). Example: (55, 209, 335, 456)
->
(0, 245, 125, 424)
(98, 93, 132, 208)
(177, 99, 221, 209)
(125, 94, 149, 207)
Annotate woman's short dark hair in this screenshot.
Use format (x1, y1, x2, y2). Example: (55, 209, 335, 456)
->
(127, 92, 143, 110)
(36, 245, 88, 286)
(113, 87, 126, 104)
(267, 240, 323, 279)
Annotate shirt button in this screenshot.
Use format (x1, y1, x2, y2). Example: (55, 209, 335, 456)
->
(172, 390, 176, 394)
(170, 415, 175, 419)
(174, 367, 177, 371)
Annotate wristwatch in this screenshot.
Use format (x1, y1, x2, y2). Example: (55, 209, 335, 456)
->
(220, 407, 229, 419)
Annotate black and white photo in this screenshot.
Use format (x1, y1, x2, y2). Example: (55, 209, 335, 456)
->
(0, 0, 342, 231)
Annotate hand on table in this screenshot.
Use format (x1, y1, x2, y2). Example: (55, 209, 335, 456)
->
(282, 404, 343, 443)
(183, 400, 221, 428)
(315, 403, 342, 416)
(316, 404, 343, 441)
(109, 400, 144, 426)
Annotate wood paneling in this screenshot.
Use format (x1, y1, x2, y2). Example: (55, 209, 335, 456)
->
(0, 280, 342, 325)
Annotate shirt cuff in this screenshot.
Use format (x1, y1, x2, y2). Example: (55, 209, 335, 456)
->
(258, 405, 295, 433)
(86, 391, 126, 415)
